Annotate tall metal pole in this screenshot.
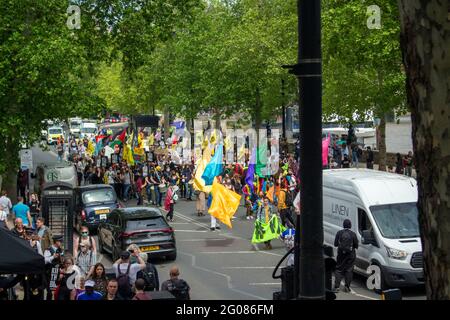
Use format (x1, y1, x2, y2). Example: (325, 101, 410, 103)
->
(287, 0, 324, 300)
(281, 79, 286, 140)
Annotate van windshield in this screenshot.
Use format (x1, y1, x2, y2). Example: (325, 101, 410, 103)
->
(81, 127, 97, 133)
(49, 129, 62, 134)
(370, 202, 419, 239)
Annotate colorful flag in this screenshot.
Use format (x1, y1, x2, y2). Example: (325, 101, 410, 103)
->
(201, 144, 223, 186)
(245, 147, 256, 192)
(322, 136, 331, 166)
(193, 146, 212, 193)
(256, 142, 268, 177)
(208, 179, 241, 228)
(86, 140, 95, 156)
(251, 215, 286, 244)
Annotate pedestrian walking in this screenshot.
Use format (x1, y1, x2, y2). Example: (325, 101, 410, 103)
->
(196, 191, 206, 217)
(12, 196, 32, 228)
(113, 250, 146, 299)
(164, 183, 177, 222)
(366, 146, 374, 169)
(0, 190, 13, 227)
(132, 279, 152, 300)
(395, 153, 404, 174)
(103, 279, 123, 300)
(333, 219, 358, 293)
(404, 151, 413, 177)
(161, 266, 191, 300)
(89, 263, 108, 296)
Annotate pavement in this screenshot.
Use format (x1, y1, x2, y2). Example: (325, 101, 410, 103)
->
(20, 143, 426, 300)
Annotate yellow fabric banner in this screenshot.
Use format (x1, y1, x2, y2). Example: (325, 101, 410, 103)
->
(193, 146, 212, 193)
(208, 179, 241, 228)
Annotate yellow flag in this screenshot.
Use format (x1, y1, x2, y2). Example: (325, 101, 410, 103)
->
(87, 140, 95, 156)
(208, 179, 241, 228)
(149, 133, 154, 146)
(193, 146, 212, 193)
(126, 131, 134, 146)
(266, 185, 275, 203)
(237, 144, 245, 163)
(124, 144, 134, 166)
(224, 136, 231, 151)
(210, 129, 217, 145)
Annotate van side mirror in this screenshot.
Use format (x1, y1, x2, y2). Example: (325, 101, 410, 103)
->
(362, 230, 376, 245)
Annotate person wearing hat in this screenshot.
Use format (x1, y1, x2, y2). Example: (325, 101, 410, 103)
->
(113, 249, 146, 299)
(75, 279, 103, 300)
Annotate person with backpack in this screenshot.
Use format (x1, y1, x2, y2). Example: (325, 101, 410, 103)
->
(136, 253, 159, 292)
(277, 179, 295, 228)
(113, 250, 146, 299)
(333, 219, 358, 293)
(73, 225, 97, 258)
(75, 242, 96, 277)
(161, 266, 190, 300)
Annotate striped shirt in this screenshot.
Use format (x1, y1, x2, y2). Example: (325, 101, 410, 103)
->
(76, 250, 96, 276)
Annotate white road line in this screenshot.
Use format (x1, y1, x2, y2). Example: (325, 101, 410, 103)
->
(350, 288, 380, 300)
(175, 210, 284, 257)
(173, 230, 208, 233)
(180, 251, 266, 300)
(249, 283, 280, 286)
(222, 267, 276, 269)
(169, 222, 191, 225)
(200, 251, 258, 254)
(179, 238, 227, 242)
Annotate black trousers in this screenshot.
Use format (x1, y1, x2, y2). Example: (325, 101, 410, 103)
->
(279, 208, 295, 228)
(334, 252, 356, 288)
(166, 203, 174, 220)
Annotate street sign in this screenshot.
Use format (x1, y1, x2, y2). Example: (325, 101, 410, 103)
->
(46, 170, 59, 182)
(20, 149, 33, 171)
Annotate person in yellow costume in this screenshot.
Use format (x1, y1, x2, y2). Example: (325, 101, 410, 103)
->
(256, 196, 277, 249)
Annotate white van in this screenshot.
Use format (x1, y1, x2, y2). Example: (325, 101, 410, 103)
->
(80, 122, 98, 140)
(323, 169, 423, 289)
(69, 118, 82, 138)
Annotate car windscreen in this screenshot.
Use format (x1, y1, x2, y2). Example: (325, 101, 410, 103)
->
(81, 127, 97, 133)
(70, 122, 80, 128)
(82, 188, 116, 204)
(49, 129, 62, 134)
(126, 217, 167, 231)
(370, 202, 419, 239)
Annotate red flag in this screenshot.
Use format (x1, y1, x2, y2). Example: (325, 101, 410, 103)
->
(117, 129, 126, 144)
(96, 135, 107, 143)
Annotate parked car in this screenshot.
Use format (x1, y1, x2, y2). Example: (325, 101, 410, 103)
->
(32, 161, 78, 196)
(80, 122, 98, 140)
(74, 185, 120, 233)
(98, 207, 176, 261)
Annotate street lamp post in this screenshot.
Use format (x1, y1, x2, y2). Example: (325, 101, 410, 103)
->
(283, 0, 324, 300)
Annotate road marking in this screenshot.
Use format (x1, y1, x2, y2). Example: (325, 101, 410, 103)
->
(222, 267, 276, 269)
(180, 251, 266, 300)
(200, 251, 258, 254)
(249, 283, 280, 286)
(349, 288, 380, 300)
(179, 238, 227, 242)
(175, 210, 283, 257)
(169, 222, 191, 225)
(173, 230, 208, 233)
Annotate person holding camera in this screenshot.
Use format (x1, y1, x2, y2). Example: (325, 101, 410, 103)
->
(113, 249, 146, 299)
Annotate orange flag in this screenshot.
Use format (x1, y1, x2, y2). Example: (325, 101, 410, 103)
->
(208, 180, 241, 228)
(266, 185, 275, 203)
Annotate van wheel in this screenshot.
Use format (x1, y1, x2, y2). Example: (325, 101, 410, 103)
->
(372, 262, 389, 292)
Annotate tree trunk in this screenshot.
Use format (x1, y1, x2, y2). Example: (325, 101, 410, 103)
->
(164, 107, 170, 141)
(378, 115, 387, 171)
(398, 0, 450, 300)
(255, 88, 262, 147)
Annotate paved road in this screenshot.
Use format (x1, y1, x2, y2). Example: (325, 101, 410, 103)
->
(29, 144, 426, 300)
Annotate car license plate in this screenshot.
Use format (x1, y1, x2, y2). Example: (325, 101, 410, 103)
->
(140, 245, 160, 252)
(95, 209, 109, 215)
(100, 214, 107, 220)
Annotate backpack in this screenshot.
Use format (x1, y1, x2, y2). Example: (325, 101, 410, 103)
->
(166, 279, 190, 300)
(117, 263, 132, 298)
(338, 229, 354, 254)
(137, 265, 157, 291)
(284, 190, 293, 207)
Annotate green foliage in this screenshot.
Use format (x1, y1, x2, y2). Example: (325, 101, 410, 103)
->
(322, 0, 406, 121)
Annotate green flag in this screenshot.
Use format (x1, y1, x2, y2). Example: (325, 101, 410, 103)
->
(255, 142, 268, 177)
(251, 215, 286, 244)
